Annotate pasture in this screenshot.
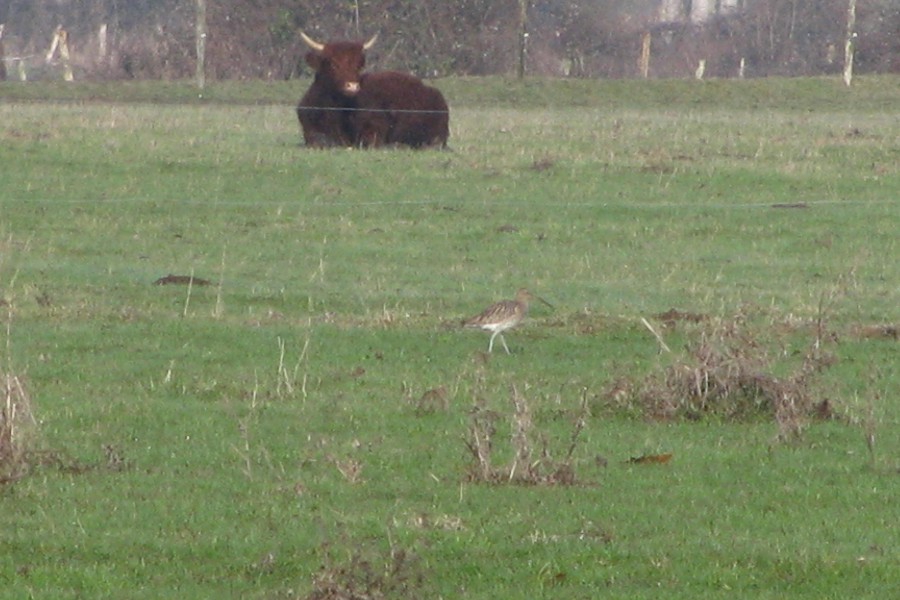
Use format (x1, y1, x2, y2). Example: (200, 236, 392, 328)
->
(1, 76, 898, 598)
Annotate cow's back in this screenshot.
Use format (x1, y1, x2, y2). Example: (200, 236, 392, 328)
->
(354, 71, 449, 148)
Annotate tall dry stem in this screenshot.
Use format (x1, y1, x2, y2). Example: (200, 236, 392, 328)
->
(509, 384, 533, 481)
(213, 245, 226, 319)
(1, 371, 35, 484)
(862, 383, 880, 469)
(182, 267, 195, 318)
(564, 388, 590, 464)
(276, 335, 310, 399)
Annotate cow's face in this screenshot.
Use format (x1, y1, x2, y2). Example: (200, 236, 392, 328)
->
(300, 33, 377, 98)
(306, 42, 367, 97)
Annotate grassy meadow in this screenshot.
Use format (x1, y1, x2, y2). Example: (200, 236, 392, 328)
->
(1, 76, 898, 598)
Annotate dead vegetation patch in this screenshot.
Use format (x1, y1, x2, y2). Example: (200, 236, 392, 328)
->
(406, 511, 465, 532)
(306, 541, 427, 600)
(855, 324, 899, 341)
(153, 274, 212, 286)
(1, 372, 35, 484)
(464, 371, 589, 486)
(412, 385, 449, 415)
(632, 307, 838, 440)
(654, 308, 708, 328)
(1, 370, 101, 482)
(530, 156, 556, 172)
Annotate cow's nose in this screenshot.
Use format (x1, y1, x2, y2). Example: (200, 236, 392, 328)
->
(344, 82, 360, 95)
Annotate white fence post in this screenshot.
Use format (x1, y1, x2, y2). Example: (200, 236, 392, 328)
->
(60, 28, 74, 81)
(695, 59, 706, 80)
(196, 0, 207, 89)
(0, 24, 7, 81)
(47, 24, 74, 81)
(46, 27, 60, 62)
(99, 23, 108, 63)
(843, 0, 857, 86)
(516, 0, 528, 79)
(639, 31, 651, 79)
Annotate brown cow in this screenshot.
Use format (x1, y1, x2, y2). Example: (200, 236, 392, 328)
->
(353, 71, 450, 148)
(295, 32, 377, 148)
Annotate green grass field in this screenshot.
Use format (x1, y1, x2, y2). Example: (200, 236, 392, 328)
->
(1, 76, 898, 598)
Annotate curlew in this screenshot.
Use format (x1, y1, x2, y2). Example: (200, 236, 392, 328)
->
(463, 289, 551, 354)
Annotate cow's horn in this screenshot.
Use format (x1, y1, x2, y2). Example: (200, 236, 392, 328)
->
(299, 31, 325, 52)
(362, 33, 378, 50)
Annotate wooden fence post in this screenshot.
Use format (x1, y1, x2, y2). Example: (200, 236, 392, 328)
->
(47, 25, 74, 81)
(695, 59, 706, 80)
(98, 24, 108, 63)
(843, 0, 857, 86)
(60, 28, 73, 81)
(516, 0, 528, 79)
(196, 0, 207, 89)
(639, 31, 651, 79)
(0, 24, 7, 81)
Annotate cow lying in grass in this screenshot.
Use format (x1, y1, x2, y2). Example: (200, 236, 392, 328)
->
(296, 32, 449, 149)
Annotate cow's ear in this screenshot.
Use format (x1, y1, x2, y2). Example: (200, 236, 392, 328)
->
(305, 52, 323, 69)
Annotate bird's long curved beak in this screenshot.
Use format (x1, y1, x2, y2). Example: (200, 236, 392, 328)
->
(535, 295, 554, 309)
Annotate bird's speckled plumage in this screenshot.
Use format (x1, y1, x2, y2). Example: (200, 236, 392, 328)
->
(464, 289, 535, 354)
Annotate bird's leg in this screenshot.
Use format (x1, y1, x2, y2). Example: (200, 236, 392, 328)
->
(499, 334, 511, 354)
(488, 331, 498, 353)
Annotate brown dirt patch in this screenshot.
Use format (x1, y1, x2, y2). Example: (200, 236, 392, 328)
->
(153, 274, 212, 286)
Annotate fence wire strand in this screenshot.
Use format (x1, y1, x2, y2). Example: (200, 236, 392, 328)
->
(296, 105, 449, 115)
(0, 196, 892, 210)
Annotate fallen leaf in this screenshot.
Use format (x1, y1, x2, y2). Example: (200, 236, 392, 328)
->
(628, 453, 673, 465)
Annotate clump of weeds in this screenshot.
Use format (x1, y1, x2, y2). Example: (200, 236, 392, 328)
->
(1, 369, 123, 482)
(632, 304, 839, 441)
(305, 539, 427, 600)
(2, 285, 38, 485)
(1, 369, 36, 485)
(464, 366, 589, 485)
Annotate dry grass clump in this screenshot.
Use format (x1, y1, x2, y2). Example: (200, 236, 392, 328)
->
(306, 542, 425, 600)
(634, 308, 836, 440)
(465, 374, 588, 485)
(1, 371, 102, 481)
(855, 323, 899, 341)
(412, 385, 449, 415)
(1, 371, 36, 485)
